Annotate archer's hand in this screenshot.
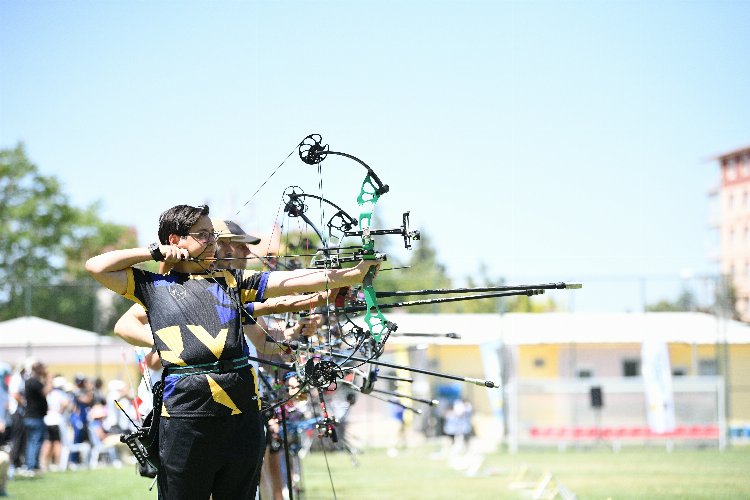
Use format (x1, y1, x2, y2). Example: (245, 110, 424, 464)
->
(286, 314, 323, 340)
(160, 244, 190, 274)
(355, 258, 382, 280)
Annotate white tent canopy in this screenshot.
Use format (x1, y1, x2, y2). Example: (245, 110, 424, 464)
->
(0, 316, 132, 366)
(374, 312, 750, 347)
(0, 316, 119, 347)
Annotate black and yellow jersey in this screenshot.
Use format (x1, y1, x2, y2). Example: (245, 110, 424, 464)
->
(123, 267, 268, 417)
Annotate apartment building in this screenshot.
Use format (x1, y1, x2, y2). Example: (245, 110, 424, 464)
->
(715, 146, 750, 320)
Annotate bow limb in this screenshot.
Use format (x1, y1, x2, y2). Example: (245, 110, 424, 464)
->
(296, 133, 399, 346)
(355, 153, 397, 344)
(361, 265, 396, 343)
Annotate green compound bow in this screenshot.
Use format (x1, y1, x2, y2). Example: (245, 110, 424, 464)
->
(296, 133, 420, 345)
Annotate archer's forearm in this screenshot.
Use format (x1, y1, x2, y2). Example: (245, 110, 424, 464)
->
(85, 248, 151, 295)
(85, 248, 152, 275)
(245, 323, 291, 355)
(253, 290, 333, 315)
(114, 310, 154, 347)
(263, 260, 377, 297)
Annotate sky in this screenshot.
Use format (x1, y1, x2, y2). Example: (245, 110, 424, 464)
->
(2, 0, 749, 313)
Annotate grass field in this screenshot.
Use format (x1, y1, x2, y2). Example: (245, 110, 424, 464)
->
(7, 445, 750, 499)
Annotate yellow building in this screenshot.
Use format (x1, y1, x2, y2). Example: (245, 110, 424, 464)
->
(347, 312, 750, 449)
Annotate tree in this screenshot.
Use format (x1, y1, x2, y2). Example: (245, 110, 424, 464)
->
(0, 143, 136, 331)
(378, 231, 453, 313)
(445, 262, 557, 314)
(363, 232, 558, 314)
(646, 289, 698, 313)
(713, 276, 741, 321)
(440, 262, 504, 313)
(503, 293, 558, 313)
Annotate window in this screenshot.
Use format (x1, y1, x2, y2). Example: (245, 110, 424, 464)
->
(672, 367, 687, 377)
(727, 163, 737, 181)
(698, 359, 718, 376)
(576, 368, 593, 378)
(622, 359, 640, 377)
(533, 358, 545, 368)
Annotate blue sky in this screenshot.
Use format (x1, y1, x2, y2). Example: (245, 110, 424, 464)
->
(2, 0, 749, 312)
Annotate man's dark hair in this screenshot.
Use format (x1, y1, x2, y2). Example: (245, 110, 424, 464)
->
(158, 204, 210, 244)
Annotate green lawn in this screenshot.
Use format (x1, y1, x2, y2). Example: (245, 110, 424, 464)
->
(7, 445, 750, 499)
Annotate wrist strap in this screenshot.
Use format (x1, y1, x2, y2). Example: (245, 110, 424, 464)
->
(149, 242, 165, 262)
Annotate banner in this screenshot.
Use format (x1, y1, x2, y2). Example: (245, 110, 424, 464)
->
(479, 339, 504, 435)
(641, 338, 676, 433)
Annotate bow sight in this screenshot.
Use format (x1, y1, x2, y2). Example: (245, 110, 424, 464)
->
(282, 187, 420, 254)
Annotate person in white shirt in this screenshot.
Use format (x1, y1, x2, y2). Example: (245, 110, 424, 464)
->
(40, 376, 72, 471)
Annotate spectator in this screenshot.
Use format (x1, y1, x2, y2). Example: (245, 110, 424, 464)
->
(69, 375, 93, 465)
(387, 401, 406, 456)
(443, 398, 473, 451)
(7, 358, 31, 476)
(92, 378, 106, 406)
(104, 380, 135, 435)
(22, 361, 51, 475)
(0, 363, 10, 443)
(0, 362, 12, 496)
(88, 404, 122, 467)
(40, 376, 72, 471)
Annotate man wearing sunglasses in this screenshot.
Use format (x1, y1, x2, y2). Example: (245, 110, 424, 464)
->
(86, 204, 378, 500)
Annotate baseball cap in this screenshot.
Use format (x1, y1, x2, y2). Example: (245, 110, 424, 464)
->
(52, 376, 67, 389)
(212, 219, 261, 244)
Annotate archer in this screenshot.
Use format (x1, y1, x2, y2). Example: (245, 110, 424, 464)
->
(85, 203, 380, 500)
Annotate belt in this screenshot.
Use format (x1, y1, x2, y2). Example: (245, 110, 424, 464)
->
(166, 356, 251, 377)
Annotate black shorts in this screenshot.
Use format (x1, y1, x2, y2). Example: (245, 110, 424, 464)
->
(46, 425, 61, 443)
(157, 410, 265, 500)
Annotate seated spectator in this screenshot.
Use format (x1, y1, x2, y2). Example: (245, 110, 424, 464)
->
(104, 380, 136, 435)
(88, 404, 123, 468)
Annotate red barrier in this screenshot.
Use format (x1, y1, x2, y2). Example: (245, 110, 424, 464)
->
(528, 425, 719, 440)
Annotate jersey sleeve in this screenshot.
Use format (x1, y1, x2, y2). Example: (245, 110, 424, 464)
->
(242, 303, 257, 325)
(121, 267, 153, 310)
(237, 269, 269, 304)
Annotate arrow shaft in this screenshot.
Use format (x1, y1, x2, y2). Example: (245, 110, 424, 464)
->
(371, 388, 437, 406)
(343, 289, 543, 312)
(315, 349, 496, 388)
(376, 282, 578, 297)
